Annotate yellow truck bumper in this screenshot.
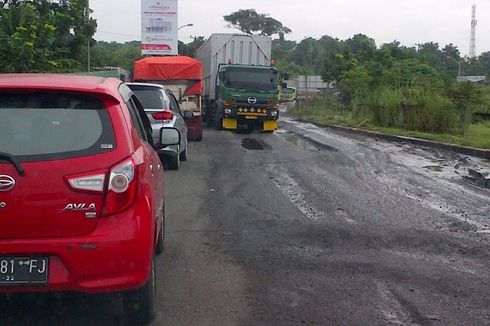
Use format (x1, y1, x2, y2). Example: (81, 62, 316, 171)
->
(222, 118, 238, 129)
(263, 120, 278, 131)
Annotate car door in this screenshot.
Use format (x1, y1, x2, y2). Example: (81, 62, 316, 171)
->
(125, 95, 164, 230)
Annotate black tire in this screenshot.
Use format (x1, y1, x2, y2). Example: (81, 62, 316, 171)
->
(179, 145, 187, 161)
(214, 116, 222, 130)
(167, 154, 179, 170)
(123, 258, 156, 325)
(156, 214, 165, 255)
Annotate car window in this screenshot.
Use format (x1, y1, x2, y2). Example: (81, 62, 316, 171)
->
(127, 85, 168, 111)
(126, 98, 148, 143)
(166, 91, 181, 115)
(131, 95, 154, 147)
(0, 91, 115, 162)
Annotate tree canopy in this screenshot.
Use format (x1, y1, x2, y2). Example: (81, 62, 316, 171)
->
(0, 0, 96, 72)
(223, 9, 291, 37)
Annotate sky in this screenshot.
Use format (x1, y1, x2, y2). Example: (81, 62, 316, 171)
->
(91, 0, 490, 57)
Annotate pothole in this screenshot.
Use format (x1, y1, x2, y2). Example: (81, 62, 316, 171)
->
(241, 138, 264, 150)
(282, 132, 338, 152)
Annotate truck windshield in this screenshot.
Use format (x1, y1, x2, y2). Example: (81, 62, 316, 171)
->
(223, 68, 278, 91)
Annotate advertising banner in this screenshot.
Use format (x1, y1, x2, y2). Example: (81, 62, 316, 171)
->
(141, 0, 178, 55)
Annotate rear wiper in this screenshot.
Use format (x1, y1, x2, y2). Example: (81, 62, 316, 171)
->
(0, 152, 25, 176)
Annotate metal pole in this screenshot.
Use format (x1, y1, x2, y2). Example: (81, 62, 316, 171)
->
(87, 0, 90, 72)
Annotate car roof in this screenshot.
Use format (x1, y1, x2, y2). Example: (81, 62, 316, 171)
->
(0, 74, 123, 102)
(126, 82, 166, 89)
(126, 82, 170, 101)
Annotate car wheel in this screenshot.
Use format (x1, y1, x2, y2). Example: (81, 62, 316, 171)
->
(156, 214, 165, 255)
(123, 257, 156, 325)
(167, 154, 180, 170)
(179, 145, 188, 161)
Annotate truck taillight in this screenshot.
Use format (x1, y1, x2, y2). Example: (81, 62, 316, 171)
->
(152, 109, 173, 121)
(102, 158, 138, 216)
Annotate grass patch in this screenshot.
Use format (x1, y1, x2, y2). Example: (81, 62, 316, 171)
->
(289, 106, 490, 149)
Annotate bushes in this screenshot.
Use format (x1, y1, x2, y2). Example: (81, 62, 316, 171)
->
(363, 88, 457, 133)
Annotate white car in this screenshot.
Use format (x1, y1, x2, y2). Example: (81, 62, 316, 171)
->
(127, 82, 193, 170)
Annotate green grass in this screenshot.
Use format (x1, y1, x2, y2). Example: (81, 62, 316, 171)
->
(289, 106, 490, 149)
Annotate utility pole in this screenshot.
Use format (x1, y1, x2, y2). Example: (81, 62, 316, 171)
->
(469, 4, 477, 58)
(87, 0, 91, 72)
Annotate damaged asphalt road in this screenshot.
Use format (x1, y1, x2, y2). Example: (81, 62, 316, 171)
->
(0, 117, 488, 325)
(200, 117, 489, 325)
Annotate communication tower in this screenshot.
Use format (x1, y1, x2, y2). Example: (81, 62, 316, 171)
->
(469, 4, 477, 58)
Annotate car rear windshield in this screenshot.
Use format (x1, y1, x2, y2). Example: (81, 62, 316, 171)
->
(0, 91, 115, 162)
(129, 86, 166, 111)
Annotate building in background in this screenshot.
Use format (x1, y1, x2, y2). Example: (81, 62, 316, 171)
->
(286, 76, 330, 99)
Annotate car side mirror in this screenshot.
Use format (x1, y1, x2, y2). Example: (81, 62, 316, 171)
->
(183, 110, 194, 120)
(160, 127, 180, 147)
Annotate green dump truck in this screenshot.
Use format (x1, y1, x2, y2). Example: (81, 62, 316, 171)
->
(196, 34, 279, 132)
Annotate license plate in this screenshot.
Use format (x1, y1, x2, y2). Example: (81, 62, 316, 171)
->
(245, 115, 258, 120)
(0, 257, 49, 285)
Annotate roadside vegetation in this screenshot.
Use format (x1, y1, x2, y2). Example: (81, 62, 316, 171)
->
(283, 35, 490, 149)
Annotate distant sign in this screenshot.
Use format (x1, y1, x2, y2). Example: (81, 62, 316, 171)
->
(141, 0, 178, 55)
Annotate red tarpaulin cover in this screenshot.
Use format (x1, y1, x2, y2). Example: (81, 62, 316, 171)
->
(133, 56, 203, 95)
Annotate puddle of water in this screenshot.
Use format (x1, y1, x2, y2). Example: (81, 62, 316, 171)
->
(423, 165, 443, 172)
(282, 132, 338, 152)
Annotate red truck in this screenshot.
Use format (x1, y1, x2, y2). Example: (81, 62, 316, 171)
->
(133, 56, 203, 141)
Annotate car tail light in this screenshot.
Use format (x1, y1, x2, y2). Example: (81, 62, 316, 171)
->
(223, 101, 230, 107)
(102, 158, 138, 216)
(152, 109, 173, 121)
(66, 171, 106, 193)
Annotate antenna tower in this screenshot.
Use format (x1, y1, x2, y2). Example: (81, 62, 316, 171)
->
(469, 4, 477, 58)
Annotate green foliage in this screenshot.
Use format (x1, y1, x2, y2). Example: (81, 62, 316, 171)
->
(223, 9, 291, 37)
(91, 41, 141, 72)
(0, 0, 96, 72)
(364, 87, 457, 133)
(178, 36, 205, 57)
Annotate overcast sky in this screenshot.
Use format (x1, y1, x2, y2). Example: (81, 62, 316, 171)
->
(91, 0, 489, 56)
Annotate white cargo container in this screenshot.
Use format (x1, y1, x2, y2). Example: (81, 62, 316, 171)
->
(196, 33, 272, 100)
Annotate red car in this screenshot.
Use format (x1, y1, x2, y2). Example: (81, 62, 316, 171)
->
(0, 74, 179, 324)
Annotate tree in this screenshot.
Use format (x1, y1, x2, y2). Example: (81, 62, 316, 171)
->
(321, 50, 357, 82)
(223, 9, 291, 37)
(179, 36, 205, 57)
(0, 0, 96, 72)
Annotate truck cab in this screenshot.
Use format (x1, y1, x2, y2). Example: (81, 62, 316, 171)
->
(213, 64, 279, 131)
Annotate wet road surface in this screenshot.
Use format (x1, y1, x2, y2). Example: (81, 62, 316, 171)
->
(1, 117, 489, 325)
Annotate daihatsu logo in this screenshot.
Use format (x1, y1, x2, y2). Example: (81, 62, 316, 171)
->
(0, 175, 15, 192)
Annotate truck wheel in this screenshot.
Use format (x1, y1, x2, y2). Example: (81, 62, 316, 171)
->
(214, 113, 223, 130)
(167, 154, 180, 170)
(123, 258, 156, 325)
